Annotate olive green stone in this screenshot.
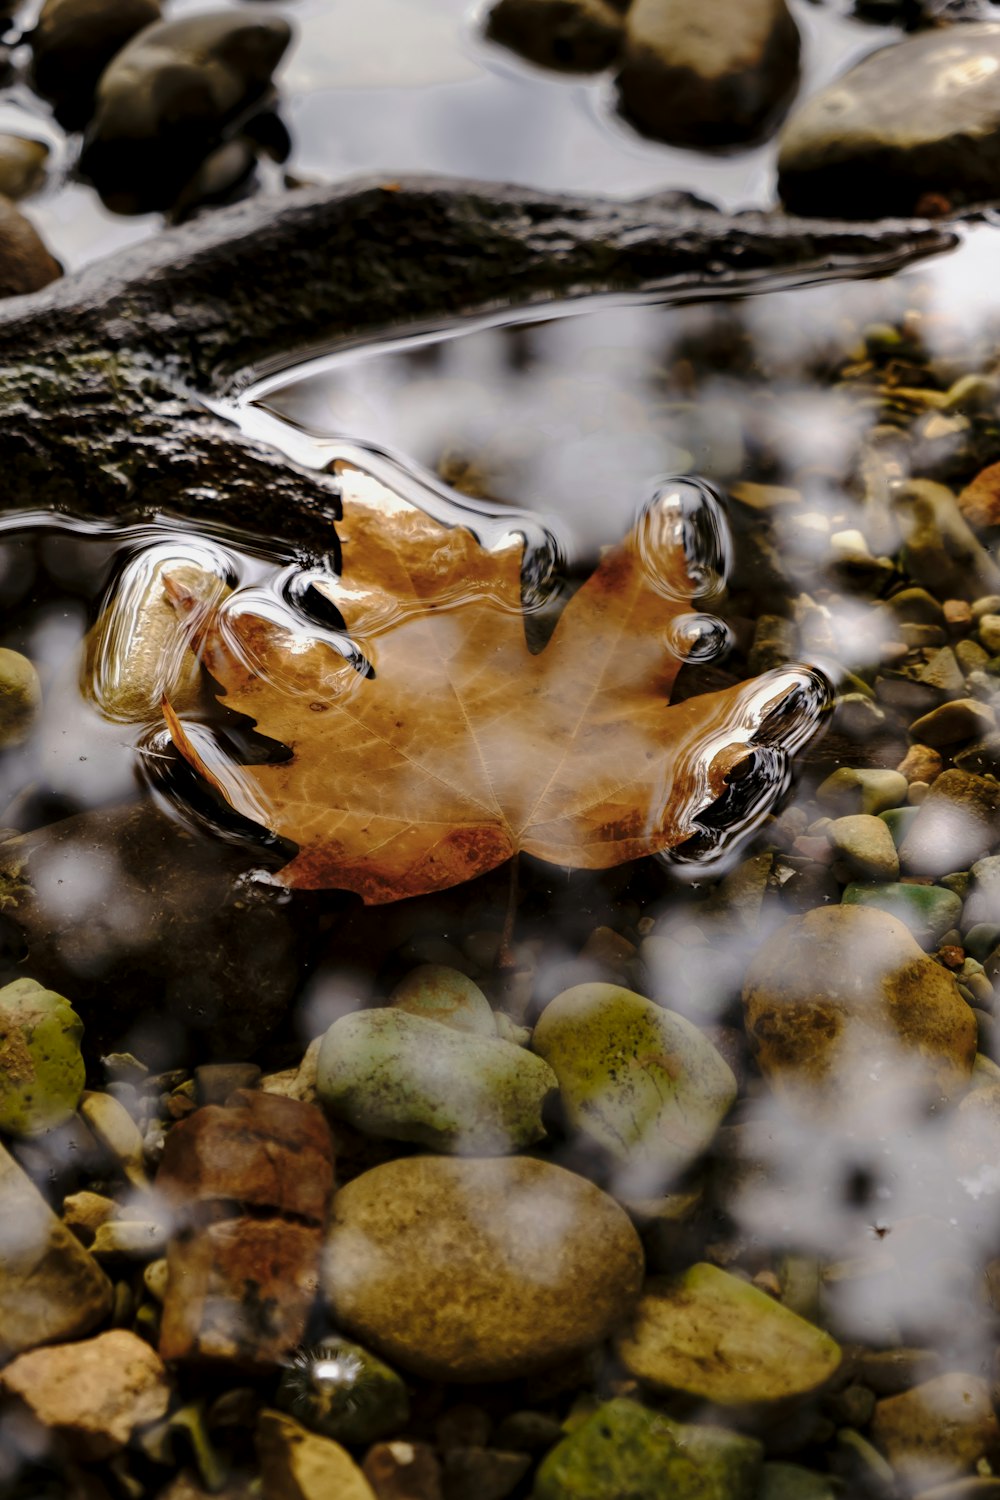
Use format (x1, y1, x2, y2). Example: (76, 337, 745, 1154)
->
(388, 964, 496, 1034)
(842, 882, 962, 948)
(532, 983, 736, 1193)
(533, 1398, 762, 1500)
(277, 1338, 409, 1446)
(0, 978, 85, 1137)
(616, 1264, 841, 1404)
(316, 1008, 556, 1153)
(0, 648, 41, 748)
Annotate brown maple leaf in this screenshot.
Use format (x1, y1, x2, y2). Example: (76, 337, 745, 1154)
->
(163, 467, 826, 902)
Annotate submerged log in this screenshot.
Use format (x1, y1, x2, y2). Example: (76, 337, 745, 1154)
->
(0, 173, 956, 549)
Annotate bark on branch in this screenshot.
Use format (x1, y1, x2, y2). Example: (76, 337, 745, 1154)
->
(0, 173, 956, 551)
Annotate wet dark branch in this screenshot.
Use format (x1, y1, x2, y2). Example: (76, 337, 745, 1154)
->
(0, 173, 958, 546)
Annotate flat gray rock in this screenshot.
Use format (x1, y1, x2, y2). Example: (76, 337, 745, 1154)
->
(779, 24, 1000, 216)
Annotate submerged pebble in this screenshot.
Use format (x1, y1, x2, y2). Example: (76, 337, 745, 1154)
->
(616, 0, 800, 146)
(316, 1008, 556, 1153)
(533, 1398, 763, 1500)
(322, 1155, 643, 1381)
(742, 904, 976, 1107)
(0, 646, 41, 746)
(532, 982, 736, 1195)
(0, 977, 84, 1137)
(616, 1263, 841, 1404)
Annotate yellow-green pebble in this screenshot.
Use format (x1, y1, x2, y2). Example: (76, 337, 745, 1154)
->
(0, 648, 41, 747)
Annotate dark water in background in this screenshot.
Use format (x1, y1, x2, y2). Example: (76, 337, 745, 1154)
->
(3, 0, 892, 270)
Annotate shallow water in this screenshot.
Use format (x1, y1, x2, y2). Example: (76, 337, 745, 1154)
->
(7, 1, 1000, 1495)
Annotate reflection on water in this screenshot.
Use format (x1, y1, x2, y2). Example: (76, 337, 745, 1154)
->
(5, 0, 899, 271)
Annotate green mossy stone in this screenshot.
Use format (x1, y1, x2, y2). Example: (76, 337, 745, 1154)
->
(616, 1264, 841, 1404)
(532, 1398, 762, 1500)
(532, 983, 736, 1192)
(842, 881, 962, 947)
(316, 1007, 556, 1153)
(388, 963, 496, 1034)
(0, 648, 41, 748)
(276, 1338, 409, 1446)
(0, 977, 85, 1137)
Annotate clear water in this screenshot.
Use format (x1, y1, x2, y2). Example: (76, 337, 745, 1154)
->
(7, 1, 1000, 1494)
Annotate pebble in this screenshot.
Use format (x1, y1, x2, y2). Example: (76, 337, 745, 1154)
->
(888, 588, 947, 626)
(916, 647, 966, 696)
(276, 1338, 409, 1446)
(0, 977, 84, 1137)
(79, 1089, 147, 1187)
(441, 1447, 530, 1500)
(62, 1189, 117, 1246)
(910, 700, 997, 747)
(363, 1441, 443, 1500)
(194, 1062, 261, 1105)
(871, 1374, 1000, 1486)
(388, 964, 496, 1034)
(82, 12, 292, 211)
(90, 1219, 167, 1260)
(532, 982, 736, 1194)
(880, 806, 921, 847)
(31, 0, 162, 127)
(533, 1398, 763, 1500)
(617, 1263, 841, 1403)
(323, 1155, 643, 1381)
(899, 769, 1000, 875)
(0, 1330, 170, 1460)
(980, 613, 1000, 654)
(257, 1409, 377, 1500)
(0, 1141, 112, 1359)
(486, 0, 624, 72)
(778, 25, 1000, 217)
(960, 463, 1000, 530)
(826, 814, 899, 881)
(842, 880, 963, 947)
(0, 647, 41, 747)
(743, 905, 975, 1105)
(316, 1008, 556, 1153)
(0, 135, 47, 201)
(816, 767, 907, 816)
(617, 0, 800, 146)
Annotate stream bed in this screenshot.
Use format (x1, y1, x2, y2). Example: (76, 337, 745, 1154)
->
(3, 2, 1000, 1499)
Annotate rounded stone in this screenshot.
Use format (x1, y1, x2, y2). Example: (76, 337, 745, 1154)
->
(826, 814, 900, 881)
(778, 25, 1000, 217)
(388, 964, 496, 1034)
(616, 1263, 841, 1404)
(486, 0, 624, 73)
(742, 905, 976, 1107)
(617, 0, 800, 147)
(0, 977, 85, 1137)
(532, 983, 736, 1193)
(0, 647, 41, 745)
(323, 1155, 644, 1381)
(316, 1008, 556, 1154)
(0, 136, 48, 202)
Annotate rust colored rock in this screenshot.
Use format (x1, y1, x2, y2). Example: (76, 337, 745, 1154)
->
(159, 1216, 325, 1368)
(156, 1093, 334, 1367)
(960, 463, 1000, 531)
(157, 1091, 334, 1225)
